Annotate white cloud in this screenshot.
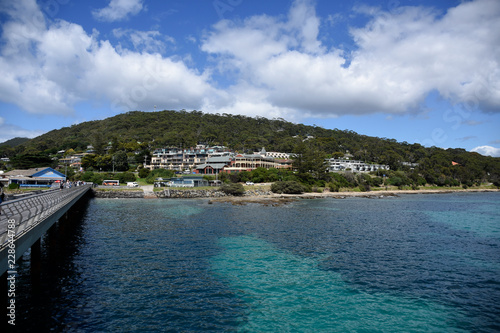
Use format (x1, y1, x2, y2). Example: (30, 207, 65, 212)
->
(112, 28, 174, 54)
(1, 0, 499, 125)
(471, 145, 500, 157)
(92, 0, 144, 22)
(0, 0, 223, 115)
(202, 0, 500, 118)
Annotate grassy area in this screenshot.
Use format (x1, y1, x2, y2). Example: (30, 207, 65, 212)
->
(4, 187, 53, 194)
(153, 186, 216, 192)
(369, 186, 400, 191)
(135, 178, 149, 186)
(95, 187, 143, 191)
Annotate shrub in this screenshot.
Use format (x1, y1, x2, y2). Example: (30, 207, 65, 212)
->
(146, 169, 175, 184)
(138, 167, 150, 178)
(221, 183, 245, 196)
(8, 183, 20, 190)
(312, 186, 323, 193)
(388, 176, 404, 187)
(330, 173, 352, 188)
(301, 183, 312, 193)
(271, 181, 305, 194)
(76, 171, 95, 182)
(372, 176, 383, 187)
(91, 173, 105, 185)
(118, 172, 136, 183)
(358, 183, 370, 192)
(329, 182, 340, 192)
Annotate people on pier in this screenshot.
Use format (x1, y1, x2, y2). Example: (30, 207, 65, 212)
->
(0, 184, 4, 215)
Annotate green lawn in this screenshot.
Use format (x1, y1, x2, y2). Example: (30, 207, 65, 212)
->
(153, 186, 216, 192)
(135, 178, 150, 186)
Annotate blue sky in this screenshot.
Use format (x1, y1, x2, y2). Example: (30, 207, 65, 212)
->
(0, 0, 499, 156)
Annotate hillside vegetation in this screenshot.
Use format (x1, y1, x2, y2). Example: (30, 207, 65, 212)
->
(0, 137, 30, 148)
(1, 110, 499, 188)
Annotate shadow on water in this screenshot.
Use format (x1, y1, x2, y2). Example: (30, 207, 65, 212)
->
(10, 193, 92, 332)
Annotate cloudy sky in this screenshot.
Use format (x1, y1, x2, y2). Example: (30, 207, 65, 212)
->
(0, 0, 499, 156)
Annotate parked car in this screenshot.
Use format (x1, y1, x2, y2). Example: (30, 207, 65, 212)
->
(245, 181, 254, 185)
(127, 182, 139, 187)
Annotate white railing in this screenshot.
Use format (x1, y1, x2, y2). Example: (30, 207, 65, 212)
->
(0, 184, 91, 247)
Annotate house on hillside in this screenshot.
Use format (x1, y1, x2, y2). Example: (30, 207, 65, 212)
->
(148, 146, 230, 171)
(194, 156, 231, 175)
(255, 147, 291, 159)
(59, 153, 88, 169)
(2, 167, 66, 187)
(326, 158, 389, 173)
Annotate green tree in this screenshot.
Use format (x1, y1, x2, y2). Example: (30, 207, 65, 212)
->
(91, 131, 106, 155)
(11, 153, 54, 169)
(81, 154, 98, 170)
(113, 151, 129, 171)
(139, 167, 150, 178)
(293, 141, 327, 180)
(117, 172, 136, 183)
(135, 150, 151, 165)
(96, 155, 112, 171)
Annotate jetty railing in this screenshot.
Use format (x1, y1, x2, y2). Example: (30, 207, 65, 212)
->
(0, 184, 92, 249)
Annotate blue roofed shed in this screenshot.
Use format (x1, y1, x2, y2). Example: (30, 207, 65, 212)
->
(3, 167, 66, 188)
(168, 176, 209, 187)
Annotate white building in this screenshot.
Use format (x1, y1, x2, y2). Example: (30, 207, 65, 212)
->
(255, 147, 290, 159)
(326, 158, 389, 173)
(148, 146, 231, 171)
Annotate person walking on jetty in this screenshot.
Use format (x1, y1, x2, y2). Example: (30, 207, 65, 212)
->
(0, 184, 4, 215)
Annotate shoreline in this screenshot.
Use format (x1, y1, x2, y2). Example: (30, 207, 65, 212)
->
(207, 188, 500, 205)
(90, 187, 499, 202)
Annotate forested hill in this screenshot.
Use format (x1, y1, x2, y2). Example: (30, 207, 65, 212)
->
(6, 110, 380, 155)
(0, 137, 30, 147)
(2, 110, 500, 184)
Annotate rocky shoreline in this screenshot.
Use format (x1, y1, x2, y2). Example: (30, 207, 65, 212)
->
(91, 187, 499, 201)
(91, 189, 144, 198)
(156, 189, 227, 198)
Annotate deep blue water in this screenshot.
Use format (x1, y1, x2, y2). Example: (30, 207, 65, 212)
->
(12, 192, 500, 332)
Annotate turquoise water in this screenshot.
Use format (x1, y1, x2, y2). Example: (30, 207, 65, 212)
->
(212, 235, 454, 332)
(13, 192, 500, 332)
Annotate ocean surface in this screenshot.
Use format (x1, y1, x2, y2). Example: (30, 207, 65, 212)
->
(13, 192, 500, 332)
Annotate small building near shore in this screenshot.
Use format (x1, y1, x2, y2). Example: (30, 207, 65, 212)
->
(2, 167, 66, 188)
(166, 176, 209, 188)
